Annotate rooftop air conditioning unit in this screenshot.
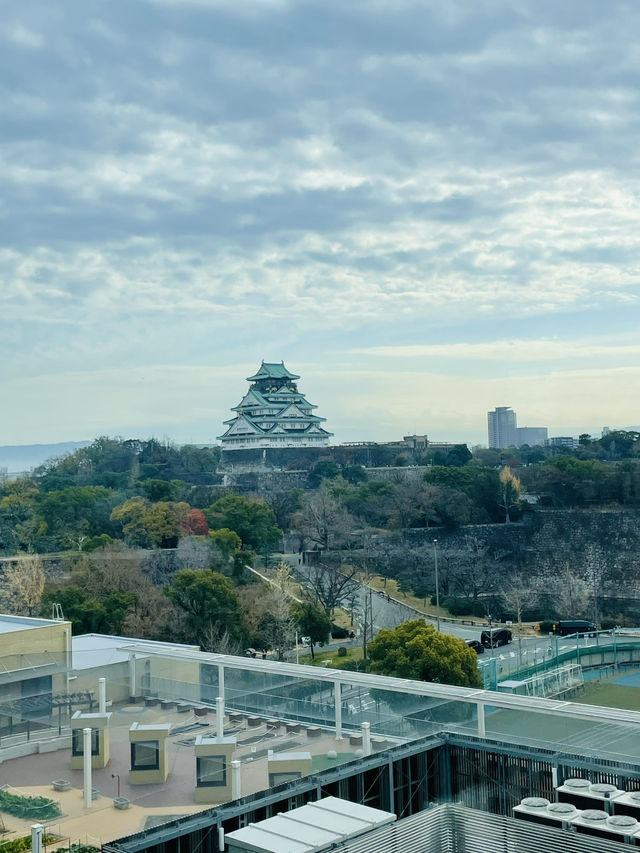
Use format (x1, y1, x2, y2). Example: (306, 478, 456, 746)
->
(512, 797, 551, 825)
(556, 777, 621, 812)
(513, 798, 578, 829)
(610, 789, 640, 819)
(571, 809, 639, 842)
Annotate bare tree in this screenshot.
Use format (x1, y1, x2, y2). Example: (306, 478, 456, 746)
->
(237, 562, 297, 659)
(176, 536, 210, 570)
(292, 486, 356, 551)
(388, 477, 439, 529)
(3, 553, 45, 615)
(501, 573, 539, 626)
(78, 544, 145, 596)
(551, 561, 592, 618)
(201, 625, 244, 655)
(121, 584, 176, 640)
(304, 558, 358, 618)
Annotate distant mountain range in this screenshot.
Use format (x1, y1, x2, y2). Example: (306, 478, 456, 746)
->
(0, 441, 91, 473)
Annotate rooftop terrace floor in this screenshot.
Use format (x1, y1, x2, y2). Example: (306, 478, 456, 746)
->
(0, 700, 372, 847)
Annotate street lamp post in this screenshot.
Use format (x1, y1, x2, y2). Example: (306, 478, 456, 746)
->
(433, 539, 440, 632)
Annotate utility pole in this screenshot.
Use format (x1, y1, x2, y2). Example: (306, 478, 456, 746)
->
(369, 586, 374, 646)
(433, 539, 440, 632)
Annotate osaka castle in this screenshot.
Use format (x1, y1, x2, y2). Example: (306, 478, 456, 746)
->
(218, 361, 333, 450)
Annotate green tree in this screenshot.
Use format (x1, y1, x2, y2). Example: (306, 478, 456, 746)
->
(0, 492, 41, 553)
(444, 444, 472, 467)
(205, 494, 281, 551)
(165, 569, 246, 647)
(292, 602, 331, 659)
(139, 478, 175, 502)
(41, 585, 136, 635)
(307, 460, 341, 488)
(37, 485, 118, 549)
(111, 498, 191, 547)
(368, 620, 481, 687)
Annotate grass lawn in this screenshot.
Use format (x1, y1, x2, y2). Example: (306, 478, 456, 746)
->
(578, 681, 640, 711)
(365, 574, 470, 623)
(299, 646, 365, 669)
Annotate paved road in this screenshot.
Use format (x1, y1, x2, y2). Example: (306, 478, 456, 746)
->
(288, 556, 640, 672)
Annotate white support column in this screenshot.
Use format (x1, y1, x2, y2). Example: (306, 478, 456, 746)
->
(83, 727, 92, 808)
(362, 721, 371, 756)
(231, 759, 242, 800)
(477, 702, 486, 738)
(98, 678, 106, 714)
(334, 681, 343, 740)
(217, 664, 225, 699)
(31, 825, 44, 853)
(216, 696, 225, 739)
(218, 826, 225, 852)
(552, 766, 558, 788)
(128, 653, 136, 700)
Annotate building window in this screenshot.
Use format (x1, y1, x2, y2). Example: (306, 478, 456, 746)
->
(131, 741, 160, 771)
(197, 755, 227, 787)
(72, 728, 99, 756)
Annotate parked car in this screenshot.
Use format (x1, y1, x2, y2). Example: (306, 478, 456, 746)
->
(552, 620, 597, 637)
(480, 627, 512, 648)
(465, 639, 484, 655)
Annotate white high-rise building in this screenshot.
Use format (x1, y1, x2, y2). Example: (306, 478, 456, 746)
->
(487, 406, 517, 449)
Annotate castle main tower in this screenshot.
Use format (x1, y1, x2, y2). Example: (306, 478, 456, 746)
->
(218, 361, 333, 451)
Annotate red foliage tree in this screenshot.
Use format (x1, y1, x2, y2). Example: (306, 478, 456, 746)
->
(181, 508, 209, 536)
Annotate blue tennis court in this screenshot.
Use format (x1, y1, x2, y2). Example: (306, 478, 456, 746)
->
(613, 671, 640, 687)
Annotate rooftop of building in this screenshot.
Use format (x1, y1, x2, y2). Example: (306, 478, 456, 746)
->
(0, 614, 65, 634)
(3, 635, 640, 850)
(71, 633, 198, 670)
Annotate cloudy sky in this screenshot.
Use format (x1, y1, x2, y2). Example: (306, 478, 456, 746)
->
(2, 0, 639, 447)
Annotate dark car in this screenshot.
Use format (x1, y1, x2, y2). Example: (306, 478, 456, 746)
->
(481, 627, 512, 648)
(552, 620, 597, 637)
(465, 639, 484, 655)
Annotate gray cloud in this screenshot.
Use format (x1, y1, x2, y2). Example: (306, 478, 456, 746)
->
(1, 0, 639, 442)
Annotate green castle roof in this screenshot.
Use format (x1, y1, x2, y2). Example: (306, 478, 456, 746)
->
(246, 361, 300, 381)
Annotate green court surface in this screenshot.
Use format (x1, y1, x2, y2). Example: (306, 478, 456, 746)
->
(579, 681, 640, 711)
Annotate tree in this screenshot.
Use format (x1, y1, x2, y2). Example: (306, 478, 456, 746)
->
(444, 444, 472, 467)
(303, 558, 358, 618)
(165, 569, 246, 647)
(498, 466, 522, 523)
(181, 508, 209, 536)
(254, 562, 297, 659)
(292, 601, 331, 659)
(175, 536, 210, 570)
(261, 486, 303, 531)
(501, 573, 539, 626)
(110, 498, 191, 548)
(37, 485, 118, 549)
(205, 494, 281, 551)
(41, 583, 138, 635)
(368, 620, 482, 687)
(387, 476, 438, 529)
(292, 486, 356, 550)
(3, 554, 45, 615)
(139, 479, 175, 502)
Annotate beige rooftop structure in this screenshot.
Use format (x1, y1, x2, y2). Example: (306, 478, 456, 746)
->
(3, 621, 640, 852)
